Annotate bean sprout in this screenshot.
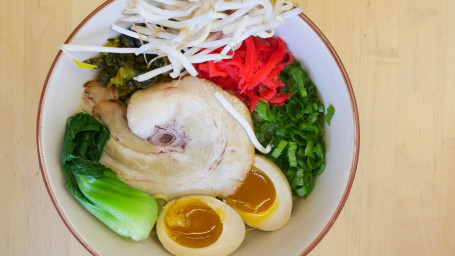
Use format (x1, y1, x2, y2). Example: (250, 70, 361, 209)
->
(62, 0, 301, 81)
(214, 92, 271, 154)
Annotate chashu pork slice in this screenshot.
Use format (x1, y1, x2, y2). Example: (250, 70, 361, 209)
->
(96, 76, 255, 199)
(79, 80, 119, 115)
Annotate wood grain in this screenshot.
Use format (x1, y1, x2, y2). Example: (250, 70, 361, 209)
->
(1, 0, 454, 255)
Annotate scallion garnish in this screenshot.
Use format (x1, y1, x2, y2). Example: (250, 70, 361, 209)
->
(255, 101, 274, 122)
(252, 60, 335, 197)
(271, 140, 289, 158)
(287, 142, 298, 167)
(325, 105, 335, 125)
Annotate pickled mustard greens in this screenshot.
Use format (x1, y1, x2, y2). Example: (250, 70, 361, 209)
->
(84, 34, 171, 101)
(253, 61, 335, 197)
(62, 112, 159, 241)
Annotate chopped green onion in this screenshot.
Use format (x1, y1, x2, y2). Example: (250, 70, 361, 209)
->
(271, 140, 289, 158)
(255, 101, 274, 121)
(297, 147, 306, 168)
(325, 104, 335, 125)
(295, 186, 308, 197)
(285, 168, 296, 181)
(276, 123, 292, 137)
(253, 60, 334, 197)
(304, 140, 314, 156)
(286, 98, 304, 121)
(288, 64, 307, 97)
(308, 112, 320, 124)
(317, 103, 325, 113)
(287, 142, 298, 167)
(295, 169, 304, 186)
(314, 162, 326, 176)
(307, 142, 324, 169)
(289, 129, 317, 144)
(299, 123, 321, 135)
(276, 107, 287, 119)
(303, 104, 313, 114)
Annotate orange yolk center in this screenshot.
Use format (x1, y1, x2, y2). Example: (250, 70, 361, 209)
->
(227, 167, 276, 214)
(164, 199, 223, 248)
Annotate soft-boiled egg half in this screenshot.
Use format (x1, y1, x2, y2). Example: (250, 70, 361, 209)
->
(226, 155, 293, 231)
(156, 195, 245, 256)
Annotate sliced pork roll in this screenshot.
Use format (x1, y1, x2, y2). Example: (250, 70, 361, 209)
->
(96, 76, 254, 199)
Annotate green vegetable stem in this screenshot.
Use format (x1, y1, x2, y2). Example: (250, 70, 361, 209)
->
(62, 112, 158, 241)
(253, 60, 335, 198)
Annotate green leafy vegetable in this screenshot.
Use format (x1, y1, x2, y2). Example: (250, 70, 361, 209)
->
(84, 34, 171, 101)
(62, 112, 158, 241)
(253, 60, 335, 197)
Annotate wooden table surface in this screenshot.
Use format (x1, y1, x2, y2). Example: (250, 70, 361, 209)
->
(1, 0, 454, 255)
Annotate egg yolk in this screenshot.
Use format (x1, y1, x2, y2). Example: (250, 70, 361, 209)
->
(164, 199, 223, 248)
(227, 167, 276, 214)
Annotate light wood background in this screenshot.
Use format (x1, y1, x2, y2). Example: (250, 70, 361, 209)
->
(1, 0, 454, 255)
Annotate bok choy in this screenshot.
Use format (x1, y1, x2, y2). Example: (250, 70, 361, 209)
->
(62, 112, 158, 241)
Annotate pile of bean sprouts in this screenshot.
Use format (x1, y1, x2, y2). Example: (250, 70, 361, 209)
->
(62, 0, 301, 82)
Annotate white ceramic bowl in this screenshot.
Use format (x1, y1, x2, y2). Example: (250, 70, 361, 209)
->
(37, 1, 359, 255)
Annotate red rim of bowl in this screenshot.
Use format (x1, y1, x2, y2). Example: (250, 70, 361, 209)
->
(36, 2, 360, 256)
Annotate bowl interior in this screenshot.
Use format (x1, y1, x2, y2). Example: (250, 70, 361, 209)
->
(38, 1, 358, 255)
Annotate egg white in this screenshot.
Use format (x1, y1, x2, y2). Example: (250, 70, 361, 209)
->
(229, 155, 293, 231)
(156, 195, 245, 256)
